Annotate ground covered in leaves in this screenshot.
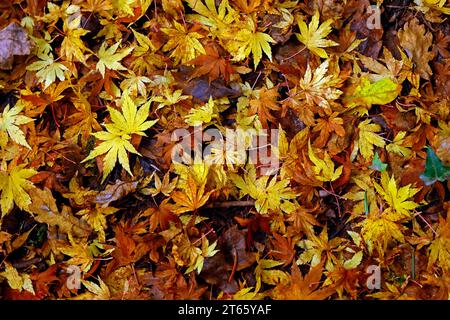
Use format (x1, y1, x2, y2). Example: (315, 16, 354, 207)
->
(0, 0, 449, 300)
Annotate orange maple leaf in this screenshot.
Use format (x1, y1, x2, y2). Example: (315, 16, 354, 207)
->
(271, 262, 335, 300)
(171, 175, 213, 214)
(187, 43, 235, 83)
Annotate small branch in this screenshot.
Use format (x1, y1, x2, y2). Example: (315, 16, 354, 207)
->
(206, 200, 255, 208)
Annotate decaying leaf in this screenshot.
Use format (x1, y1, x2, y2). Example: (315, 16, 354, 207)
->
(398, 18, 435, 80)
(0, 23, 32, 70)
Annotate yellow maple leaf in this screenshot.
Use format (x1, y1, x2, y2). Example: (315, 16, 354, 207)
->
(254, 256, 289, 292)
(355, 119, 386, 161)
(308, 140, 343, 182)
(184, 96, 218, 126)
(60, 15, 91, 64)
(96, 41, 134, 78)
(428, 215, 450, 271)
(141, 171, 178, 197)
(77, 277, 111, 300)
(386, 131, 411, 157)
(227, 18, 275, 68)
(82, 93, 158, 182)
(186, 0, 238, 35)
(374, 171, 420, 220)
(26, 52, 70, 88)
(77, 205, 119, 242)
(111, 0, 135, 16)
(297, 227, 344, 271)
(297, 60, 342, 109)
(161, 21, 206, 64)
(295, 11, 338, 59)
(231, 168, 296, 214)
(130, 29, 166, 74)
(172, 233, 218, 274)
(0, 164, 36, 216)
(0, 104, 33, 149)
(59, 235, 95, 272)
(0, 263, 35, 294)
(361, 212, 405, 255)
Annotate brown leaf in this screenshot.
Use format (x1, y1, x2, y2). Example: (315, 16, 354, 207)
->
(94, 180, 138, 206)
(0, 23, 31, 70)
(28, 188, 91, 238)
(398, 18, 435, 80)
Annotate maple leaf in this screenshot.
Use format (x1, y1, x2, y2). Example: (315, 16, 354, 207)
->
(295, 11, 338, 59)
(130, 29, 166, 74)
(111, 0, 135, 16)
(355, 119, 386, 161)
(77, 278, 111, 300)
(184, 97, 218, 126)
(323, 260, 362, 299)
(296, 60, 342, 110)
(361, 212, 406, 255)
(82, 93, 158, 181)
(187, 237, 219, 274)
(230, 287, 265, 300)
(229, 18, 275, 68)
(77, 205, 119, 242)
(248, 83, 280, 128)
(186, 0, 238, 35)
(358, 49, 404, 82)
(26, 52, 70, 88)
(386, 131, 412, 157)
(187, 43, 234, 83)
(172, 233, 218, 274)
(231, 169, 296, 214)
(271, 262, 335, 300)
(0, 164, 36, 216)
(65, 91, 102, 144)
(286, 205, 320, 236)
(161, 21, 206, 64)
(0, 104, 33, 149)
(0, 263, 35, 295)
(428, 215, 450, 271)
(313, 112, 345, 148)
(59, 235, 96, 272)
(269, 233, 295, 266)
(308, 140, 343, 182)
(373, 171, 420, 220)
(60, 15, 91, 64)
(96, 41, 134, 78)
(171, 175, 212, 214)
(146, 198, 179, 232)
(80, 0, 113, 15)
(142, 172, 178, 197)
(297, 227, 344, 271)
(120, 71, 151, 98)
(254, 257, 290, 292)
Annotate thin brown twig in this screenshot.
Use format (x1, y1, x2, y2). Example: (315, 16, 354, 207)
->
(206, 200, 255, 208)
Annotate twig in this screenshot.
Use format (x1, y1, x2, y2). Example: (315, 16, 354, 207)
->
(282, 46, 306, 62)
(206, 200, 255, 208)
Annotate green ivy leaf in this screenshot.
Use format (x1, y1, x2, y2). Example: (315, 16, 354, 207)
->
(420, 147, 450, 186)
(370, 152, 388, 172)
